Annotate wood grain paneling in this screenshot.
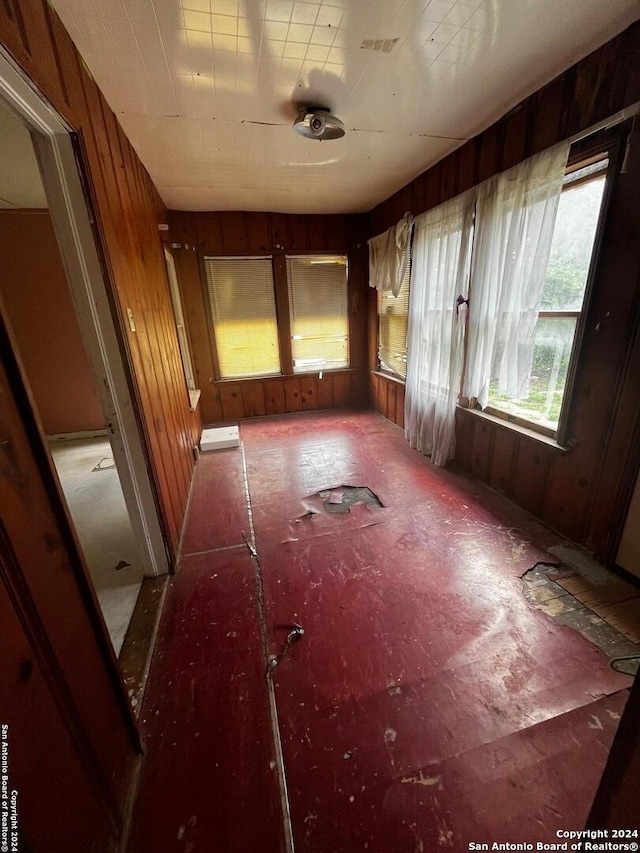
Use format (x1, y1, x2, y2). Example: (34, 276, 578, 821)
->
(0, 1, 200, 560)
(167, 210, 369, 424)
(0, 308, 139, 850)
(0, 210, 104, 434)
(369, 22, 640, 559)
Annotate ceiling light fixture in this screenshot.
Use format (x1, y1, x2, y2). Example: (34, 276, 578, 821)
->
(293, 107, 346, 141)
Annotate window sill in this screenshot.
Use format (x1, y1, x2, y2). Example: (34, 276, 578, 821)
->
(214, 368, 355, 383)
(372, 370, 406, 387)
(457, 406, 569, 452)
(189, 389, 202, 412)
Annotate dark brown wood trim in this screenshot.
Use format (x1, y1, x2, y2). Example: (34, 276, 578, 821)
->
(0, 520, 122, 831)
(557, 127, 628, 447)
(272, 253, 294, 375)
(197, 251, 223, 382)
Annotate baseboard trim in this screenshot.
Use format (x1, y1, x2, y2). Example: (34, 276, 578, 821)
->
(47, 429, 108, 442)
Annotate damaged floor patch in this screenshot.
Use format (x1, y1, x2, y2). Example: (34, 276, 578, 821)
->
(522, 562, 640, 675)
(316, 485, 383, 514)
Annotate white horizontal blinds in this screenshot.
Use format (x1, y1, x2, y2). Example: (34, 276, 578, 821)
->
(286, 255, 349, 373)
(204, 257, 281, 379)
(378, 259, 410, 378)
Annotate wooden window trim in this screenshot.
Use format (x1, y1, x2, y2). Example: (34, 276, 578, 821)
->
(477, 146, 617, 444)
(198, 250, 353, 381)
(273, 254, 294, 375)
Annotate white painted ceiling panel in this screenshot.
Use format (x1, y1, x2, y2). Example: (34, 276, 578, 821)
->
(49, 0, 639, 213)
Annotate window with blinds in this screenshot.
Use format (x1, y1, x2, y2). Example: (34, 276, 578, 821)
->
(286, 255, 349, 373)
(204, 257, 281, 379)
(378, 262, 410, 379)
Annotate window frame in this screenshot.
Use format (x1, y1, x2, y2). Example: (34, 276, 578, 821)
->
(285, 252, 351, 375)
(202, 254, 283, 381)
(377, 265, 411, 381)
(475, 146, 618, 444)
(164, 246, 200, 411)
(200, 250, 353, 382)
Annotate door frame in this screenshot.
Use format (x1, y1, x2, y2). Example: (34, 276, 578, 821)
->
(0, 46, 169, 579)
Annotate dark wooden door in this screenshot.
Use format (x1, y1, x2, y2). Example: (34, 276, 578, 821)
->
(0, 307, 139, 852)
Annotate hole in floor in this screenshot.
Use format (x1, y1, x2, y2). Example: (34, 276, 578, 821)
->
(316, 485, 383, 514)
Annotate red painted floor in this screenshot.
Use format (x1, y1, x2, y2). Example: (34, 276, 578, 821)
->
(128, 410, 630, 853)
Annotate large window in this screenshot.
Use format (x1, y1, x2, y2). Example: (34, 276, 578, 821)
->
(204, 256, 281, 379)
(378, 265, 410, 379)
(286, 255, 349, 373)
(486, 159, 607, 432)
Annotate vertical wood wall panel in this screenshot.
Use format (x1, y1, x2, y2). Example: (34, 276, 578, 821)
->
(168, 210, 370, 425)
(368, 23, 640, 559)
(0, 4, 199, 560)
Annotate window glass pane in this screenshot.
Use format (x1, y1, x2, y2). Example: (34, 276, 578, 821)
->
(489, 317, 577, 429)
(165, 248, 196, 392)
(541, 170, 606, 311)
(487, 165, 607, 432)
(287, 256, 349, 373)
(378, 264, 410, 379)
(204, 257, 280, 379)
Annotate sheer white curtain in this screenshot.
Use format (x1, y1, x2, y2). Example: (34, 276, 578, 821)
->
(368, 212, 413, 296)
(463, 141, 570, 408)
(405, 188, 476, 466)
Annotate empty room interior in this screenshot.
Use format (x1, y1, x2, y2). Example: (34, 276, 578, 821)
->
(1, 1, 640, 852)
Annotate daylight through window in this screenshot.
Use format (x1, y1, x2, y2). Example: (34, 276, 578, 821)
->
(204, 257, 281, 379)
(486, 159, 608, 432)
(286, 255, 349, 373)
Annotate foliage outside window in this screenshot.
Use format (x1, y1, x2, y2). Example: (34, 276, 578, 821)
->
(378, 267, 410, 379)
(204, 257, 281, 379)
(287, 255, 349, 373)
(486, 160, 607, 432)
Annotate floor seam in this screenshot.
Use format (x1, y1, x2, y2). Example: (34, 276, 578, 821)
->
(181, 542, 246, 558)
(240, 440, 296, 853)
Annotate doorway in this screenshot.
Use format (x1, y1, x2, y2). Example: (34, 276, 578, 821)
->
(0, 51, 168, 663)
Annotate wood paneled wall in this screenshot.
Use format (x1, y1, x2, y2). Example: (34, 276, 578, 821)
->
(167, 210, 370, 425)
(0, 210, 104, 435)
(368, 21, 640, 560)
(0, 1, 200, 558)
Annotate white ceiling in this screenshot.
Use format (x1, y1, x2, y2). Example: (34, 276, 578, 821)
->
(0, 100, 48, 209)
(49, 0, 639, 214)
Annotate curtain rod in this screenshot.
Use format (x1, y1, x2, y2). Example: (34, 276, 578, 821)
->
(566, 100, 640, 146)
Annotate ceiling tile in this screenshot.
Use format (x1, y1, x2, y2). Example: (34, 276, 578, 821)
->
(305, 43, 329, 61)
(212, 0, 238, 12)
(212, 14, 238, 34)
(264, 20, 290, 39)
(265, 0, 294, 23)
(183, 10, 212, 31)
(421, 1, 454, 23)
(442, 3, 475, 26)
(182, 0, 210, 12)
(50, 0, 640, 213)
(291, 3, 319, 25)
(287, 22, 313, 41)
(310, 24, 336, 46)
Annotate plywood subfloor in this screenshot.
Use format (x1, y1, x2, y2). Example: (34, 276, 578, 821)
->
(128, 411, 631, 853)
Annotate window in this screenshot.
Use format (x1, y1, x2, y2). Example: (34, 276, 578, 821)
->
(286, 255, 349, 373)
(204, 256, 281, 379)
(486, 159, 608, 433)
(164, 247, 200, 410)
(378, 262, 410, 379)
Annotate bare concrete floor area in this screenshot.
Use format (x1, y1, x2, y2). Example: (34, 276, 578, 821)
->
(50, 437, 145, 655)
